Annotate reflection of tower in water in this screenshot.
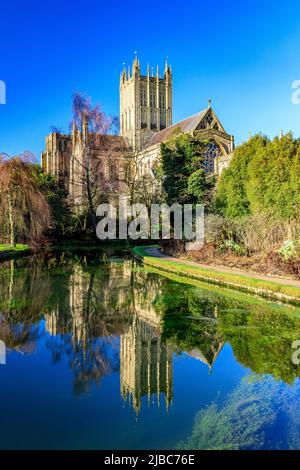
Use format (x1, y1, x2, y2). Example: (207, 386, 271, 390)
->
(45, 265, 90, 346)
(120, 315, 173, 414)
(44, 260, 174, 410)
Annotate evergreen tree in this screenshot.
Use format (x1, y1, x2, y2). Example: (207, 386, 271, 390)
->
(160, 131, 214, 206)
(215, 133, 300, 221)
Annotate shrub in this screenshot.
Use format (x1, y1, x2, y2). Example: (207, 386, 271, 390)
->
(217, 239, 246, 256)
(233, 213, 289, 255)
(277, 240, 297, 260)
(204, 214, 231, 245)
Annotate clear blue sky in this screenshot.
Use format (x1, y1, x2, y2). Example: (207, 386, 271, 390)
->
(1, 0, 300, 160)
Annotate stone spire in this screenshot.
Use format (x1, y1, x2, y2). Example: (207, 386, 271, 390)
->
(121, 64, 126, 82)
(72, 120, 77, 146)
(82, 111, 88, 141)
(164, 57, 169, 75)
(132, 55, 140, 76)
(164, 57, 171, 79)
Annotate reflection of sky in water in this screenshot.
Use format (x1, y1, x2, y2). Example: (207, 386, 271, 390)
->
(0, 252, 300, 449)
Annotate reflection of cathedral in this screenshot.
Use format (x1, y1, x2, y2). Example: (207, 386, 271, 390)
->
(45, 264, 90, 346)
(187, 305, 223, 372)
(188, 342, 223, 372)
(44, 259, 224, 411)
(45, 260, 174, 412)
(120, 315, 173, 414)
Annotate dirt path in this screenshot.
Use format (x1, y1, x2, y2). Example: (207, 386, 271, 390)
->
(144, 247, 300, 288)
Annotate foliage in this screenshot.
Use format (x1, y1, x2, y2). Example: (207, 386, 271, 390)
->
(156, 273, 300, 384)
(133, 245, 300, 300)
(177, 375, 300, 450)
(0, 244, 28, 252)
(215, 133, 300, 221)
(278, 240, 297, 260)
(32, 165, 73, 238)
(0, 153, 51, 246)
(160, 131, 214, 206)
(217, 239, 245, 255)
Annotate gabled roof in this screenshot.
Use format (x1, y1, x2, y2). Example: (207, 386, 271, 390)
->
(145, 105, 227, 148)
(146, 109, 208, 147)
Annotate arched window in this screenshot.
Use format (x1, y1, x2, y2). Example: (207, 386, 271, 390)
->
(203, 141, 221, 174)
(109, 163, 118, 180)
(199, 111, 214, 129)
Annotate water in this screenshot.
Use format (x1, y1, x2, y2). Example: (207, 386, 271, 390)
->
(1, 248, 300, 450)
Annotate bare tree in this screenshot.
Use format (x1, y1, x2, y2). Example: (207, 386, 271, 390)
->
(68, 93, 121, 231)
(0, 152, 51, 246)
(121, 148, 163, 207)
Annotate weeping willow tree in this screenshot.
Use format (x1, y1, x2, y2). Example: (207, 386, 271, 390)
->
(0, 152, 51, 246)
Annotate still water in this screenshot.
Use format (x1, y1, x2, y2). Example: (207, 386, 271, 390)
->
(1, 248, 300, 450)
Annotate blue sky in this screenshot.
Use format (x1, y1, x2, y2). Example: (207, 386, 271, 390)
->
(1, 0, 300, 160)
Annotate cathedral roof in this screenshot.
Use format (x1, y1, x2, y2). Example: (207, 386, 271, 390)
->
(146, 109, 208, 147)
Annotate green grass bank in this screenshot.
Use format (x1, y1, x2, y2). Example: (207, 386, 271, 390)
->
(133, 245, 300, 305)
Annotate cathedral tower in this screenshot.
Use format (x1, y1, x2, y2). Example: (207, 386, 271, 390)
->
(119, 57, 172, 151)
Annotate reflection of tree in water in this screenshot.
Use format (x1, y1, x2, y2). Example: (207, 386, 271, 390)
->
(0, 251, 166, 397)
(4, 251, 300, 408)
(0, 258, 47, 355)
(218, 306, 300, 384)
(177, 375, 300, 450)
(47, 333, 119, 395)
(0, 258, 50, 323)
(159, 283, 224, 370)
(0, 314, 41, 354)
(44, 257, 165, 396)
(159, 280, 300, 381)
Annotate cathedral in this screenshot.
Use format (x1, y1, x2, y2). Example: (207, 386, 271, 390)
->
(41, 57, 234, 202)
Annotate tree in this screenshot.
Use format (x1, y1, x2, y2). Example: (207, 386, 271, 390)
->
(121, 148, 163, 207)
(215, 133, 300, 222)
(68, 93, 120, 232)
(214, 135, 269, 218)
(160, 130, 215, 206)
(33, 165, 72, 238)
(0, 152, 51, 246)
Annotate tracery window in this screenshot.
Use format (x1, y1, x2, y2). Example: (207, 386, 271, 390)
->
(109, 163, 118, 180)
(203, 141, 221, 174)
(199, 112, 214, 129)
(140, 88, 146, 106)
(150, 91, 156, 107)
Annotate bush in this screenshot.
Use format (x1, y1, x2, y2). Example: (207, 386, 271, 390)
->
(204, 214, 230, 245)
(277, 240, 297, 260)
(217, 239, 246, 256)
(234, 213, 290, 255)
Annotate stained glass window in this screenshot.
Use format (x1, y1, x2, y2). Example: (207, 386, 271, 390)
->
(203, 141, 221, 174)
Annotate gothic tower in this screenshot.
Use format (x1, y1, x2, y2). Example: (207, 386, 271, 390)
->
(119, 57, 172, 151)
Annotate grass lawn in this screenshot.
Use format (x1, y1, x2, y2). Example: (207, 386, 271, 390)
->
(133, 245, 300, 303)
(0, 244, 29, 252)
